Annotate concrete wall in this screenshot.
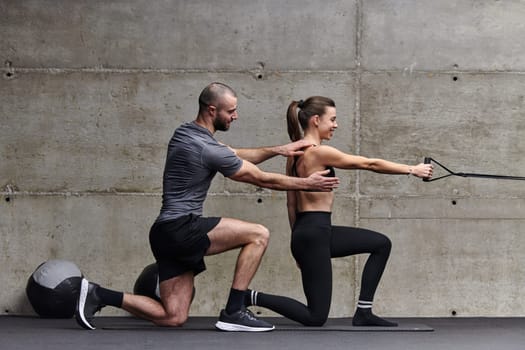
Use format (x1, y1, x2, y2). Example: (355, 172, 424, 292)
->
(1, 0, 525, 318)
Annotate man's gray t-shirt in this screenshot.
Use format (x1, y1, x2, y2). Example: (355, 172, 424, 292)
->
(156, 121, 243, 223)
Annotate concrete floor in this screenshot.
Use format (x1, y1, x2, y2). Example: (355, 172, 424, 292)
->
(2, 316, 525, 350)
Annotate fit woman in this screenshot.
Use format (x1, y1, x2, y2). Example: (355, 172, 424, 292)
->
(245, 96, 433, 326)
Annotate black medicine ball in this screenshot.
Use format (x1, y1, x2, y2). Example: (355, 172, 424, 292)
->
(133, 263, 161, 302)
(26, 259, 83, 318)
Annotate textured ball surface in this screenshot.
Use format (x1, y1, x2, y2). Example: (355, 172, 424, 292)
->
(26, 259, 83, 318)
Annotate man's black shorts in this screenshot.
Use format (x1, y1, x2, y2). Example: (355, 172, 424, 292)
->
(149, 214, 220, 282)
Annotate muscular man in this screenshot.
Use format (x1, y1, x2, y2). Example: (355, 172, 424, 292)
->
(74, 82, 339, 332)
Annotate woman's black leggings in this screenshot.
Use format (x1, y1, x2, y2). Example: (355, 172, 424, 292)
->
(255, 211, 392, 326)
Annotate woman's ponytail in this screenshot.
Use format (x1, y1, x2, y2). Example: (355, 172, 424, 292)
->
(286, 100, 303, 142)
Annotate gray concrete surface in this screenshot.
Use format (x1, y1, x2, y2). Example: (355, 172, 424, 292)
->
(1, 0, 525, 319)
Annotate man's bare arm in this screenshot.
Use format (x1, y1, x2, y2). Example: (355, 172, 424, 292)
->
(233, 139, 314, 165)
(228, 160, 339, 192)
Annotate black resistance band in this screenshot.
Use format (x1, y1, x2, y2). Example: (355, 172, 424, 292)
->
(423, 157, 525, 182)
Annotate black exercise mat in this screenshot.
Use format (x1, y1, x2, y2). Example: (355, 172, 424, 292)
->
(100, 317, 433, 332)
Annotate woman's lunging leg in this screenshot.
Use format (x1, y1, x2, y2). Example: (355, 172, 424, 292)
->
(330, 226, 397, 326)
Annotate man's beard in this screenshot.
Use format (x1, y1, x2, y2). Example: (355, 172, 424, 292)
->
(213, 118, 230, 131)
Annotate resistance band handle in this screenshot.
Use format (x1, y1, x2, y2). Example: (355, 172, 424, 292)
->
(423, 157, 432, 182)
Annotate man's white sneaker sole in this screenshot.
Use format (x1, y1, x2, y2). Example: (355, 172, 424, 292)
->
(76, 278, 95, 330)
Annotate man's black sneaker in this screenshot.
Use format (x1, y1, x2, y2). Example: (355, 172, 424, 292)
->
(75, 278, 105, 330)
(215, 307, 274, 332)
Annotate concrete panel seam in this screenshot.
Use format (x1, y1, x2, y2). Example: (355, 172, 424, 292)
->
(0, 191, 161, 197)
(0, 67, 359, 75)
(6, 67, 525, 75)
(353, 0, 364, 309)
